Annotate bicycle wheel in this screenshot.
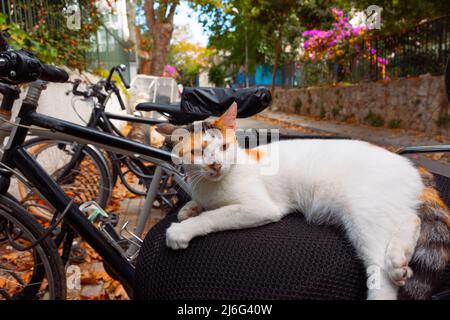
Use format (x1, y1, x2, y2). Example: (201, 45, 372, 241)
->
(13, 138, 112, 221)
(0, 195, 66, 300)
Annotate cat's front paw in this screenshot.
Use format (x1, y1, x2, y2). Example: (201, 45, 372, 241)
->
(166, 222, 192, 250)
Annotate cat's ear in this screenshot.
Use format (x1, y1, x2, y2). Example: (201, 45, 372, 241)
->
(155, 123, 177, 136)
(214, 102, 237, 130)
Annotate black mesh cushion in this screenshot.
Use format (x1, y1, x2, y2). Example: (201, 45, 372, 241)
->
(134, 174, 450, 300)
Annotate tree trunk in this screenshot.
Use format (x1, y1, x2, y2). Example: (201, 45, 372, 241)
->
(271, 28, 283, 96)
(141, 60, 152, 74)
(149, 22, 173, 76)
(143, 0, 178, 76)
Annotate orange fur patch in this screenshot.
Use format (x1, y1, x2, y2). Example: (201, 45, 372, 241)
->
(420, 187, 447, 209)
(245, 149, 264, 162)
(417, 166, 433, 178)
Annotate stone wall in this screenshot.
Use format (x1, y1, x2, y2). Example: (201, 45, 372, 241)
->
(271, 74, 450, 136)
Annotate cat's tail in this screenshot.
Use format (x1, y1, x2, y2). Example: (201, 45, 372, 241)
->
(398, 167, 450, 299)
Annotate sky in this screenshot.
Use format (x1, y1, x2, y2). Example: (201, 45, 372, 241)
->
(173, 2, 209, 46)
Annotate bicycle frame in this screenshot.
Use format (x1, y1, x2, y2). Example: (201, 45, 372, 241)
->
(0, 91, 185, 296)
(70, 94, 170, 196)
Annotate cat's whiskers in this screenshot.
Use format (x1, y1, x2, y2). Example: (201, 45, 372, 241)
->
(186, 171, 204, 192)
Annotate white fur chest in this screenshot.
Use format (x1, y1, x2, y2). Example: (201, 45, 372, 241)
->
(189, 165, 261, 210)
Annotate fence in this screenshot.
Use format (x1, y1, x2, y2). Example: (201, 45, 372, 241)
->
(0, 0, 133, 81)
(282, 14, 450, 88)
(1, 0, 64, 31)
(87, 22, 133, 83)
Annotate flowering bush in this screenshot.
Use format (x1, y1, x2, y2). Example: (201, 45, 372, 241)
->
(163, 65, 178, 77)
(302, 8, 388, 81)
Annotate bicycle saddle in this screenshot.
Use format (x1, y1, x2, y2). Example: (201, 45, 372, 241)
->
(134, 173, 450, 300)
(135, 87, 272, 125)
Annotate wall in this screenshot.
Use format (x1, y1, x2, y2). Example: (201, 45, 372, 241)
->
(271, 74, 450, 136)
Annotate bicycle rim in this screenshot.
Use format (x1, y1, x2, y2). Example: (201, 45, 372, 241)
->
(0, 195, 66, 300)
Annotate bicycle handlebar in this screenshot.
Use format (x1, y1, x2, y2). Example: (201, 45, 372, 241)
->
(69, 78, 126, 110)
(40, 63, 69, 83)
(117, 67, 130, 89)
(0, 49, 68, 84)
(0, 30, 68, 84)
(106, 65, 130, 89)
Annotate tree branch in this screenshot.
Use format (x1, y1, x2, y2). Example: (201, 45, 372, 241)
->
(168, 0, 179, 22)
(144, 0, 155, 26)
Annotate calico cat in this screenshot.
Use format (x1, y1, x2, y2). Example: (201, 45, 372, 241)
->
(156, 103, 450, 300)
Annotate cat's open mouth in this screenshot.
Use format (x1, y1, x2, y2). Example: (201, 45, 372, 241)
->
(209, 171, 221, 178)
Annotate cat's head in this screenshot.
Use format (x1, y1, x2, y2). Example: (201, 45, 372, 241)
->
(156, 103, 238, 181)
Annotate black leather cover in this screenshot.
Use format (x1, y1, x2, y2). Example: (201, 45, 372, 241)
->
(180, 87, 272, 118)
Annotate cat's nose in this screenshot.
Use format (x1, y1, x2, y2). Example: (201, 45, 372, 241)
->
(208, 163, 222, 172)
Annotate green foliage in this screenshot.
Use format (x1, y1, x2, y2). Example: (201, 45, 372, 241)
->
(388, 119, 402, 129)
(300, 60, 334, 86)
(208, 63, 227, 87)
(0, 2, 103, 70)
(168, 25, 213, 86)
(364, 111, 385, 127)
(348, 0, 449, 34)
(196, 0, 301, 81)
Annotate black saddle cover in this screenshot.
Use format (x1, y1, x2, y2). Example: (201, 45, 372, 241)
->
(180, 87, 272, 118)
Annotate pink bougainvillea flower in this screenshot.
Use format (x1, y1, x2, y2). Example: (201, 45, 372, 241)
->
(377, 57, 388, 65)
(164, 64, 176, 76)
(301, 8, 389, 80)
